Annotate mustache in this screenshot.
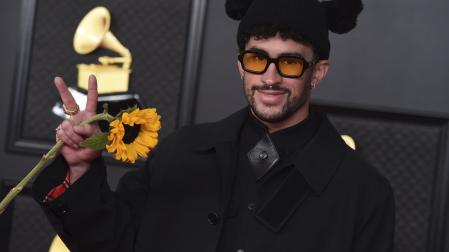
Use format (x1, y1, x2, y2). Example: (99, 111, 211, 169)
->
(252, 85, 290, 93)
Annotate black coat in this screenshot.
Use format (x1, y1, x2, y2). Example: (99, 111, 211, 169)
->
(33, 108, 395, 252)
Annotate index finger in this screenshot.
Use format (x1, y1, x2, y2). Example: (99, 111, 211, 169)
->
(85, 75, 98, 113)
(54, 76, 77, 109)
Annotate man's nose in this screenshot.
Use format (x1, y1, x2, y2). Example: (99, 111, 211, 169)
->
(261, 62, 282, 85)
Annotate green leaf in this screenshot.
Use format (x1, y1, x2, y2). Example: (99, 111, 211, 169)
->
(80, 132, 110, 150)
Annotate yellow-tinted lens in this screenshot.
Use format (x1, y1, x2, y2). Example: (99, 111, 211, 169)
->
(278, 56, 304, 76)
(242, 52, 268, 72)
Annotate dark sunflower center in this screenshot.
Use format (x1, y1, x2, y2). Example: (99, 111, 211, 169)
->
(123, 124, 141, 144)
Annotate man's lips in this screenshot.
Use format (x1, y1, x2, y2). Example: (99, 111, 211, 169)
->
(254, 89, 287, 104)
(252, 85, 289, 93)
(257, 89, 286, 95)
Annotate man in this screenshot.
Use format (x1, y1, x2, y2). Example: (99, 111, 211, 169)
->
(33, 0, 395, 251)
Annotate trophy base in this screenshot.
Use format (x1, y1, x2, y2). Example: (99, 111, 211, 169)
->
(52, 87, 142, 132)
(77, 64, 131, 94)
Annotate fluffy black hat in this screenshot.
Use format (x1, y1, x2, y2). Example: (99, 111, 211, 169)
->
(226, 0, 363, 60)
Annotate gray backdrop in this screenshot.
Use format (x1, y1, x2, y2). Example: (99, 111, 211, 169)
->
(195, 0, 449, 122)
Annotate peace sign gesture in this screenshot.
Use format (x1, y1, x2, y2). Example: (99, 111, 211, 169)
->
(54, 75, 102, 184)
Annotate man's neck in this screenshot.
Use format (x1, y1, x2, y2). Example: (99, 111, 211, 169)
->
(251, 105, 310, 133)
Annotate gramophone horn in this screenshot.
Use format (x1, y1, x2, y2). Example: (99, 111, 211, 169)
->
(73, 6, 130, 58)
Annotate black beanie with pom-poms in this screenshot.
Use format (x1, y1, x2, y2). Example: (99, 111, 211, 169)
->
(225, 0, 363, 60)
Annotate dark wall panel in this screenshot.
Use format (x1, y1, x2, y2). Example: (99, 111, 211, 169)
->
(10, 0, 191, 153)
(317, 106, 447, 252)
(315, 0, 449, 117)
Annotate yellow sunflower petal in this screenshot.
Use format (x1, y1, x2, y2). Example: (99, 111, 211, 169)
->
(125, 144, 138, 163)
(105, 107, 161, 163)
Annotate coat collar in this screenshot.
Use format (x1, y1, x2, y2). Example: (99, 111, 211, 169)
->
(194, 108, 348, 232)
(194, 107, 250, 149)
(193, 107, 250, 214)
(195, 107, 347, 195)
(286, 114, 347, 194)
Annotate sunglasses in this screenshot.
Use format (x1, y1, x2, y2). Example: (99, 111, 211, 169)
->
(238, 50, 315, 78)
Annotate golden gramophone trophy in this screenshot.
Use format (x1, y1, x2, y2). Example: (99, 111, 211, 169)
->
(74, 6, 131, 93)
(53, 6, 140, 118)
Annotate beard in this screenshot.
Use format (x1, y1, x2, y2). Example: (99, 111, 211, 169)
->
(244, 83, 311, 123)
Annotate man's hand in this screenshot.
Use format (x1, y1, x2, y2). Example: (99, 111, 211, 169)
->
(55, 75, 101, 184)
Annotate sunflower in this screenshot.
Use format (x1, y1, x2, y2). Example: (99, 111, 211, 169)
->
(106, 108, 161, 163)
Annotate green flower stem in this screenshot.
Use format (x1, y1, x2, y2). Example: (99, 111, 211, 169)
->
(0, 112, 114, 215)
(79, 113, 115, 125)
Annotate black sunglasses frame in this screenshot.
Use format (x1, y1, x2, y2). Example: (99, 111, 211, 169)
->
(238, 50, 315, 78)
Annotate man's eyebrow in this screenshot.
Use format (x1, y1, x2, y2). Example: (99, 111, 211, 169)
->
(278, 52, 306, 58)
(246, 47, 268, 55)
(246, 47, 306, 58)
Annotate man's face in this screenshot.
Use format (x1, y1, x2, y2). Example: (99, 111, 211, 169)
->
(238, 34, 317, 124)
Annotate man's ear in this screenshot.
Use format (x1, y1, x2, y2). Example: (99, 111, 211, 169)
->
(237, 60, 245, 78)
(311, 60, 329, 87)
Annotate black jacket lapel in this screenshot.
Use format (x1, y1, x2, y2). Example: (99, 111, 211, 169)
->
(254, 167, 310, 232)
(254, 114, 348, 232)
(194, 109, 348, 234)
(214, 142, 238, 215)
(194, 107, 249, 216)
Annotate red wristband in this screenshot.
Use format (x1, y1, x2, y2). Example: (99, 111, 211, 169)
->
(43, 171, 71, 203)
